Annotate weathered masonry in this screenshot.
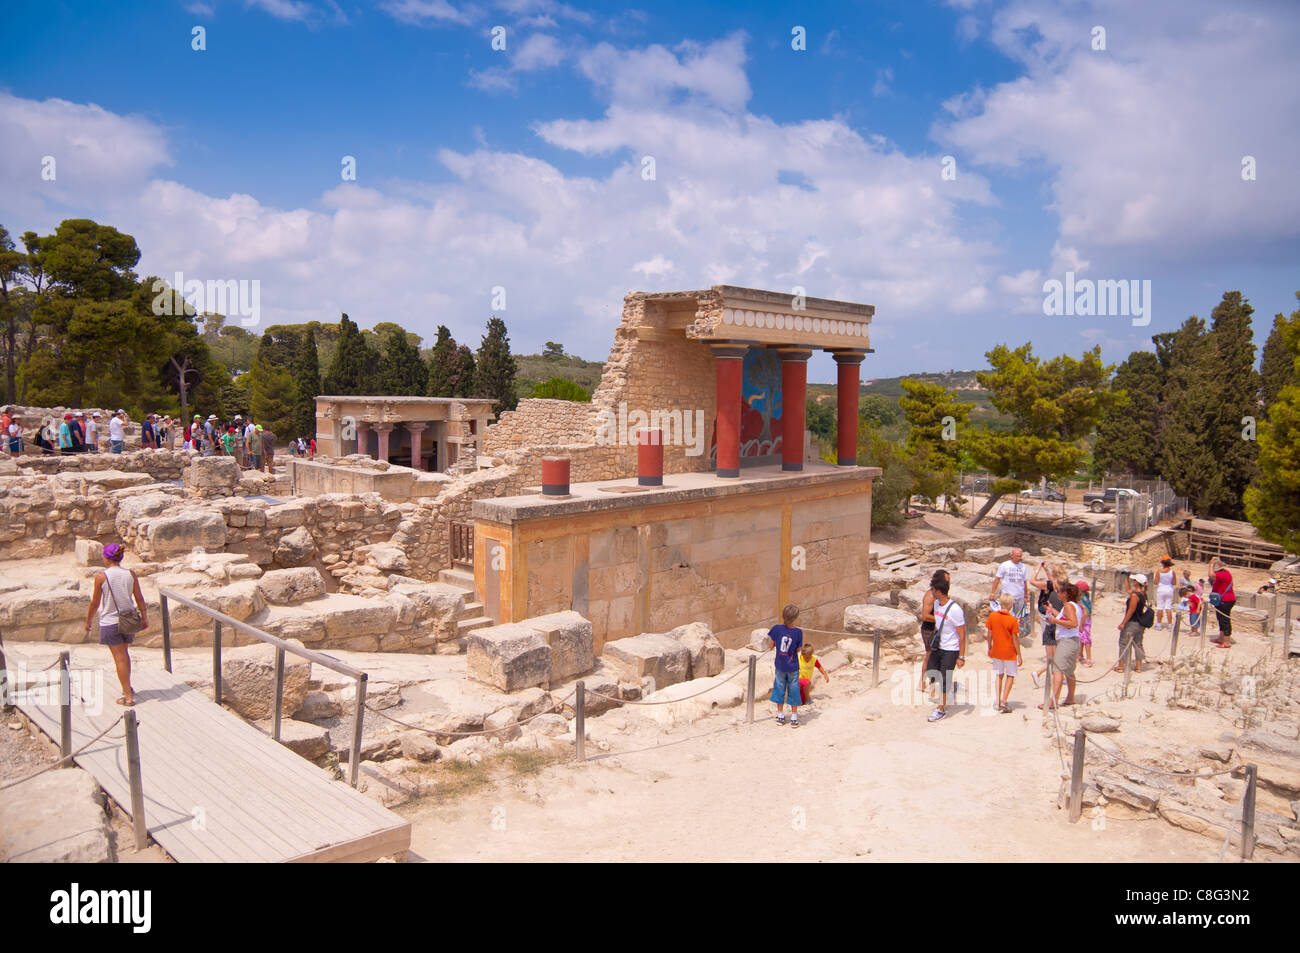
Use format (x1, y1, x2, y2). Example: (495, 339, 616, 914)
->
(314, 396, 496, 473)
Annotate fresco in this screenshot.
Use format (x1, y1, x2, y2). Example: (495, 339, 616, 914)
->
(710, 346, 783, 464)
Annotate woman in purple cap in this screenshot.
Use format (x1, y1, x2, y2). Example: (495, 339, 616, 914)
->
(83, 543, 149, 706)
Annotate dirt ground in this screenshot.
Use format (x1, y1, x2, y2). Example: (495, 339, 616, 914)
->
(398, 582, 1297, 863)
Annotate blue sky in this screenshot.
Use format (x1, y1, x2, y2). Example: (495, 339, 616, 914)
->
(2, 0, 1297, 382)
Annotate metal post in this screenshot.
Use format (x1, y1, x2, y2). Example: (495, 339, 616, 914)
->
(59, 651, 72, 765)
(123, 709, 148, 852)
(349, 673, 367, 788)
(575, 681, 586, 762)
(1286, 602, 1293, 659)
(272, 647, 285, 742)
(1042, 657, 1053, 710)
(872, 631, 881, 689)
(212, 621, 222, 706)
(1122, 641, 1134, 698)
(1068, 729, 1086, 822)
(160, 594, 172, 674)
(745, 655, 756, 723)
(0, 636, 10, 711)
(1170, 613, 1181, 657)
(1242, 763, 1258, 860)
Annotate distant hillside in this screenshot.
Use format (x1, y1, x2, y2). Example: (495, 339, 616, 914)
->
(516, 350, 606, 398)
(808, 370, 1011, 431)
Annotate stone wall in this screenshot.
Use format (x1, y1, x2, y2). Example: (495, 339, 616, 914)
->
(17, 449, 192, 482)
(483, 399, 596, 453)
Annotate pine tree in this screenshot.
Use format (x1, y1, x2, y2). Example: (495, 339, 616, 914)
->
(532, 376, 590, 401)
(474, 316, 517, 414)
(291, 325, 320, 440)
(449, 345, 476, 398)
(1094, 350, 1163, 477)
(321, 314, 377, 395)
(1244, 304, 1300, 550)
(377, 325, 428, 396)
(1157, 317, 1223, 514)
(1205, 291, 1260, 515)
(1260, 293, 1300, 409)
(426, 325, 456, 398)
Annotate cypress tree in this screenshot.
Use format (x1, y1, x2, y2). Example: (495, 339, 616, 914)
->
(1244, 304, 1300, 550)
(1157, 317, 1223, 514)
(321, 314, 377, 395)
(377, 325, 428, 396)
(449, 345, 476, 398)
(426, 325, 456, 398)
(474, 316, 518, 414)
(1205, 291, 1260, 514)
(1094, 350, 1163, 477)
(291, 325, 321, 440)
(1260, 293, 1300, 409)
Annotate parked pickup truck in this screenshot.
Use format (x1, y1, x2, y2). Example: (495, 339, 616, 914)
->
(1082, 487, 1139, 513)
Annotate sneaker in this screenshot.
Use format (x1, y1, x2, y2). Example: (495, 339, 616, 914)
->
(790, 718, 800, 728)
(1031, 671, 1042, 688)
(775, 714, 786, 725)
(928, 708, 947, 723)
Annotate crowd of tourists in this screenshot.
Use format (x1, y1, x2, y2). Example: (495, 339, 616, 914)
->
(0, 405, 315, 469)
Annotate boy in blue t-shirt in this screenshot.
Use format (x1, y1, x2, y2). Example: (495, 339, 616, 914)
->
(767, 604, 804, 727)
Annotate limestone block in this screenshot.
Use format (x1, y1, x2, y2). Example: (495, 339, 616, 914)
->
(601, 633, 691, 690)
(844, 604, 919, 641)
(391, 583, 464, 641)
(0, 767, 111, 863)
(257, 567, 327, 605)
(220, 639, 312, 720)
(297, 690, 342, 721)
(321, 599, 398, 639)
(146, 511, 227, 557)
(257, 718, 331, 761)
(183, 455, 242, 495)
(169, 581, 266, 630)
(0, 588, 87, 628)
(520, 610, 595, 683)
(74, 538, 104, 566)
(666, 621, 725, 678)
(466, 623, 552, 693)
(273, 526, 316, 567)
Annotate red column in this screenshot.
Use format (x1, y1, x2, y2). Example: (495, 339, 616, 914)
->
(354, 422, 369, 457)
(542, 456, 570, 496)
(637, 427, 663, 486)
(407, 423, 426, 470)
(712, 345, 747, 478)
(780, 349, 812, 471)
(375, 425, 392, 463)
(834, 351, 867, 466)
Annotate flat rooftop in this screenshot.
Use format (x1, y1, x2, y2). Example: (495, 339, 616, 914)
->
(472, 462, 881, 524)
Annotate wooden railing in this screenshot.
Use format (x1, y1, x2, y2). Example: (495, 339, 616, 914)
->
(449, 521, 474, 568)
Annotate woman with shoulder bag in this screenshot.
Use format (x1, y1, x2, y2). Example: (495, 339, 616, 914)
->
(83, 543, 149, 707)
(919, 570, 949, 696)
(1114, 573, 1150, 673)
(1207, 558, 1236, 647)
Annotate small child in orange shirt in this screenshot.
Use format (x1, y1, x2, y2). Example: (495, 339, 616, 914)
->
(986, 599, 1022, 713)
(798, 643, 829, 706)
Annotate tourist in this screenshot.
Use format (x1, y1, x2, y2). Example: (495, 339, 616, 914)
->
(1114, 573, 1150, 672)
(6, 414, 20, 454)
(1042, 583, 1082, 709)
(1153, 556, 1177, 630)
(142, 413, 158, 449)
(1208, 557, 1236, 647)
(220, 426, 235, 456)
(767, 604, 804, 726)
(1183, 584, 1202, 638)
(70, 412, 86, 453)
(986, 599, 1021, 713)
(85, 411, 100, 452)
(1028, 561, 1065, 688)
(990, 548, 1030, 625)
(925, 576, 966, 722)
(797, 642, 829, 706)
(243, 417, 258, 467)
(919, 569, 950, 696)
(57, 413, 75, 454)
(109, 410, 126, 454)
(248, 423, 263, 471)
(1257, 578, 1277, 594)
(83, 542, 148, 707)
(0, 406, 10, 454)
(232, 415, 246, 466)
(1077, 579, 1093, 667)
(308, 436, 316, 459)
(260, 425, 276, 472)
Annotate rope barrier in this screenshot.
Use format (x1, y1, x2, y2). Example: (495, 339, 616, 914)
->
(0, 713, 125, 792)
(584, 661, 754, 706)
(363, 691, 577, 739)
(1082, 734, 1238, 779)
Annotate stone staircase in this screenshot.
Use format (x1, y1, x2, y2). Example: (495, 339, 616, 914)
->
(878, 551, 920, 573)
(438, 567, 494, 642)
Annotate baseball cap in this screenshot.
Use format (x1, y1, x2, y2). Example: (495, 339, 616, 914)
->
(255, 424, 263, 431)
(1132, 573, 1148, 585)
(91, 411, 101, 418)
(1076, 580, 1090, 592)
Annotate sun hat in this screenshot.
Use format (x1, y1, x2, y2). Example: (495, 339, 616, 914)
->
(1132, 573, 1148, 585)
(102, 543, 124, 562)
(1161, 556, 1173, 565)
(256, 424, 263, 431)
(207, 414, 217, 421)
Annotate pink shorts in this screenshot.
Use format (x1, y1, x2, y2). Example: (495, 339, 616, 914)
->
(1079, 619, 1092, 646)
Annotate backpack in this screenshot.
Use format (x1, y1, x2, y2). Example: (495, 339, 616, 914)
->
(1135, 595, 1155, 628)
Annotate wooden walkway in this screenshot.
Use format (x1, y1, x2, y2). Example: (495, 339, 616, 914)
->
(7, 647, 410, 863)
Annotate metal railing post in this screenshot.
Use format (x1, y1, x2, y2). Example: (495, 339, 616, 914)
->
(212, 621, 223, 706)
(746, 655, 756, 723)
(1286, 602, 1293, 659)
(0, 635, 10, 711)
(1069, 728, 1086, 823)
(872, 631, 881, 689)
(160, 594, 173, 674)
(349, 673, 367, 787)
(272, 647, 285, 743)
(575, 681, 586, 762)
(1242, 764, 1258, 860)
(123, 709, 148, 851)
(59, 651, 72, 765)
(1122, 640, 1134, 698)
(1042, 657, 1052, 710)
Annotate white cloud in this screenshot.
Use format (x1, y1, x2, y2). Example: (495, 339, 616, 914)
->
(245, 0, 314, 22)
(380, 0, 475, 27)
(186, 1, 216, 16)
(872, 67, 893, 98)
(577, 32, 752, 112)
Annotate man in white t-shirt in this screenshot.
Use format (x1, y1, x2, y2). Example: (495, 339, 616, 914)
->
(991, 548, 1029, 622)
(926, 580, 967, 723)
(108, 411, 126, 453)
(85, 412, 100, 452)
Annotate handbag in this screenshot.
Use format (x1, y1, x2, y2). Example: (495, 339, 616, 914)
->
(105, 569, 143, 635)
(928, 601, 955, 652)
(1209, 592, 1223, 608)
